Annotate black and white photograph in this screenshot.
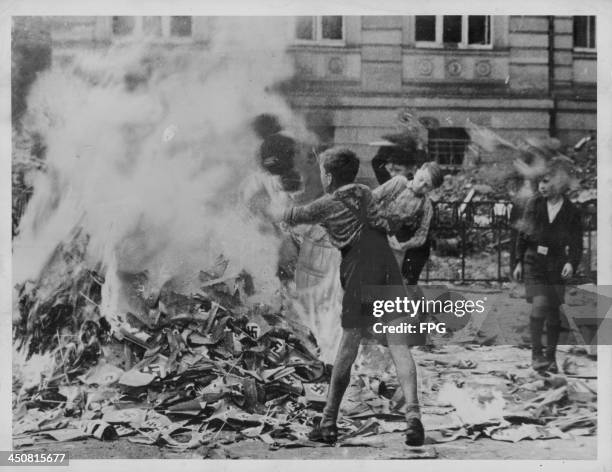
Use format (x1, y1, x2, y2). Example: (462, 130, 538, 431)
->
(3, 1, 611, 469)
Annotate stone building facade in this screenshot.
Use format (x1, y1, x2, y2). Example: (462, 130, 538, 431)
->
(15, 15, 597, 177)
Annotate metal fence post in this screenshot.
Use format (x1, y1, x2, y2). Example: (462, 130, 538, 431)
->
(460, 204, 466, 283)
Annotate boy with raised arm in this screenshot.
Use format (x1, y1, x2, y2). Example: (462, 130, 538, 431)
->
(271, 147, 425, 446)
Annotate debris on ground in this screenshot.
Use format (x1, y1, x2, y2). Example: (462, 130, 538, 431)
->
(12, 242, 598, 452)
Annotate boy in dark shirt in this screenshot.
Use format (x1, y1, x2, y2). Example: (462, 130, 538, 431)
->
(513, 158, 582, 372)
(273, 147, 425, 446)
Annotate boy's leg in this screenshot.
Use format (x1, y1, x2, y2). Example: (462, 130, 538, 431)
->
(321, 327, 362, 427)
(385, 330, 420, 419)
(402, 245, 430, 286)
(531, 295, 549, 371)
(545, 301, 562, 373)
(385, 329, 424, 446)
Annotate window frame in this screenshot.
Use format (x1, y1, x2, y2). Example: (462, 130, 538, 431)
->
(573, 16, 596, 52)
(111, 16, 193, 43)
(427, 127, 470, 167)
(292, 16, 346, 46)
(414, 15, 493, 50)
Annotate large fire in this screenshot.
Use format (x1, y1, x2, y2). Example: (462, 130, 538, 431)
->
(13, 18, 338, 361)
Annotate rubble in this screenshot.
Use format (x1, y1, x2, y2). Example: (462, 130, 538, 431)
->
(12, 242, 598, 454)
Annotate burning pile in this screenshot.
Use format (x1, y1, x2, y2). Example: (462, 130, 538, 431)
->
(13, 241, 338, 450)
(11, 18, 344, 451)
(12, 214, 415, 452)
(12, 256, 598, 453)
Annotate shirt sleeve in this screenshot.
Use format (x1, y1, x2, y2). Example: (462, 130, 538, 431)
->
(282, 194, 333, 226)
(372, 175, 406, 202)
(392, 198, 433, 250)
(363, 190, 390, 232)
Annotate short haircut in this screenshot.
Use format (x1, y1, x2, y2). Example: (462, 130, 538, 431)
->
(546, 156, 573, 177)
(421, 161, 444, 189)
(381, 146, 417, 168)
(320, 147, 360, 187)
(542, 156, 573, 193)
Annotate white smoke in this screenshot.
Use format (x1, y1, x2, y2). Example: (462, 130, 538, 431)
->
(14, 18, 302, 323)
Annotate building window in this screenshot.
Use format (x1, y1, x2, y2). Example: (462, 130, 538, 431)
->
(443, 16, 462, 43)
(428, 128, 470, 166)
(415, 15, 436, 42)
(415, 15, 491, 48)
(467, 16, 490, 45)
(294, 16, 344, 42)
(573, 16, 596, 50)
(112, 16, 192, 39)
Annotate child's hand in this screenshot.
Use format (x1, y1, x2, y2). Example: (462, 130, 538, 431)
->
(513, 262, 523, 281)
(561, 263, 573, 279)
(388, 235, 403, 251)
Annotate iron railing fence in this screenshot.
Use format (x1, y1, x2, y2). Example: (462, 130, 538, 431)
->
(424, 200, 597, 284)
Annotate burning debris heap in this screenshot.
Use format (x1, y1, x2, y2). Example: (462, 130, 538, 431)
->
(13, 229, 335, 450)
(13, 235, 597, 454)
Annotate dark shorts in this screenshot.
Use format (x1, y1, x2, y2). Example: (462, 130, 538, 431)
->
(402, 243, 430, 285)
(339, 227, 427, 345)
(523, 249, 565, 306)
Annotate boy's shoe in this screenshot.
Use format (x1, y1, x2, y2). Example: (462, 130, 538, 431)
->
(532, 354, 549, 372)
(405, 417, 425, 446)
(546, 362, 559, 374)
(308, 421, 338, 444)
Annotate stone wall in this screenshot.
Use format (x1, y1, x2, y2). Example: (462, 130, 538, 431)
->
(17, 15, 597, 164)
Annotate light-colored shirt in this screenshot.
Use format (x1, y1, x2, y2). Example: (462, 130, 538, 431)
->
(388, 198, 433, 251)
(371, 175, 426, 235)
(547, 199, 563, 223)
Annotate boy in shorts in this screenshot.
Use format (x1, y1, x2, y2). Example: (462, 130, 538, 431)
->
(272, 147, 425, 446)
